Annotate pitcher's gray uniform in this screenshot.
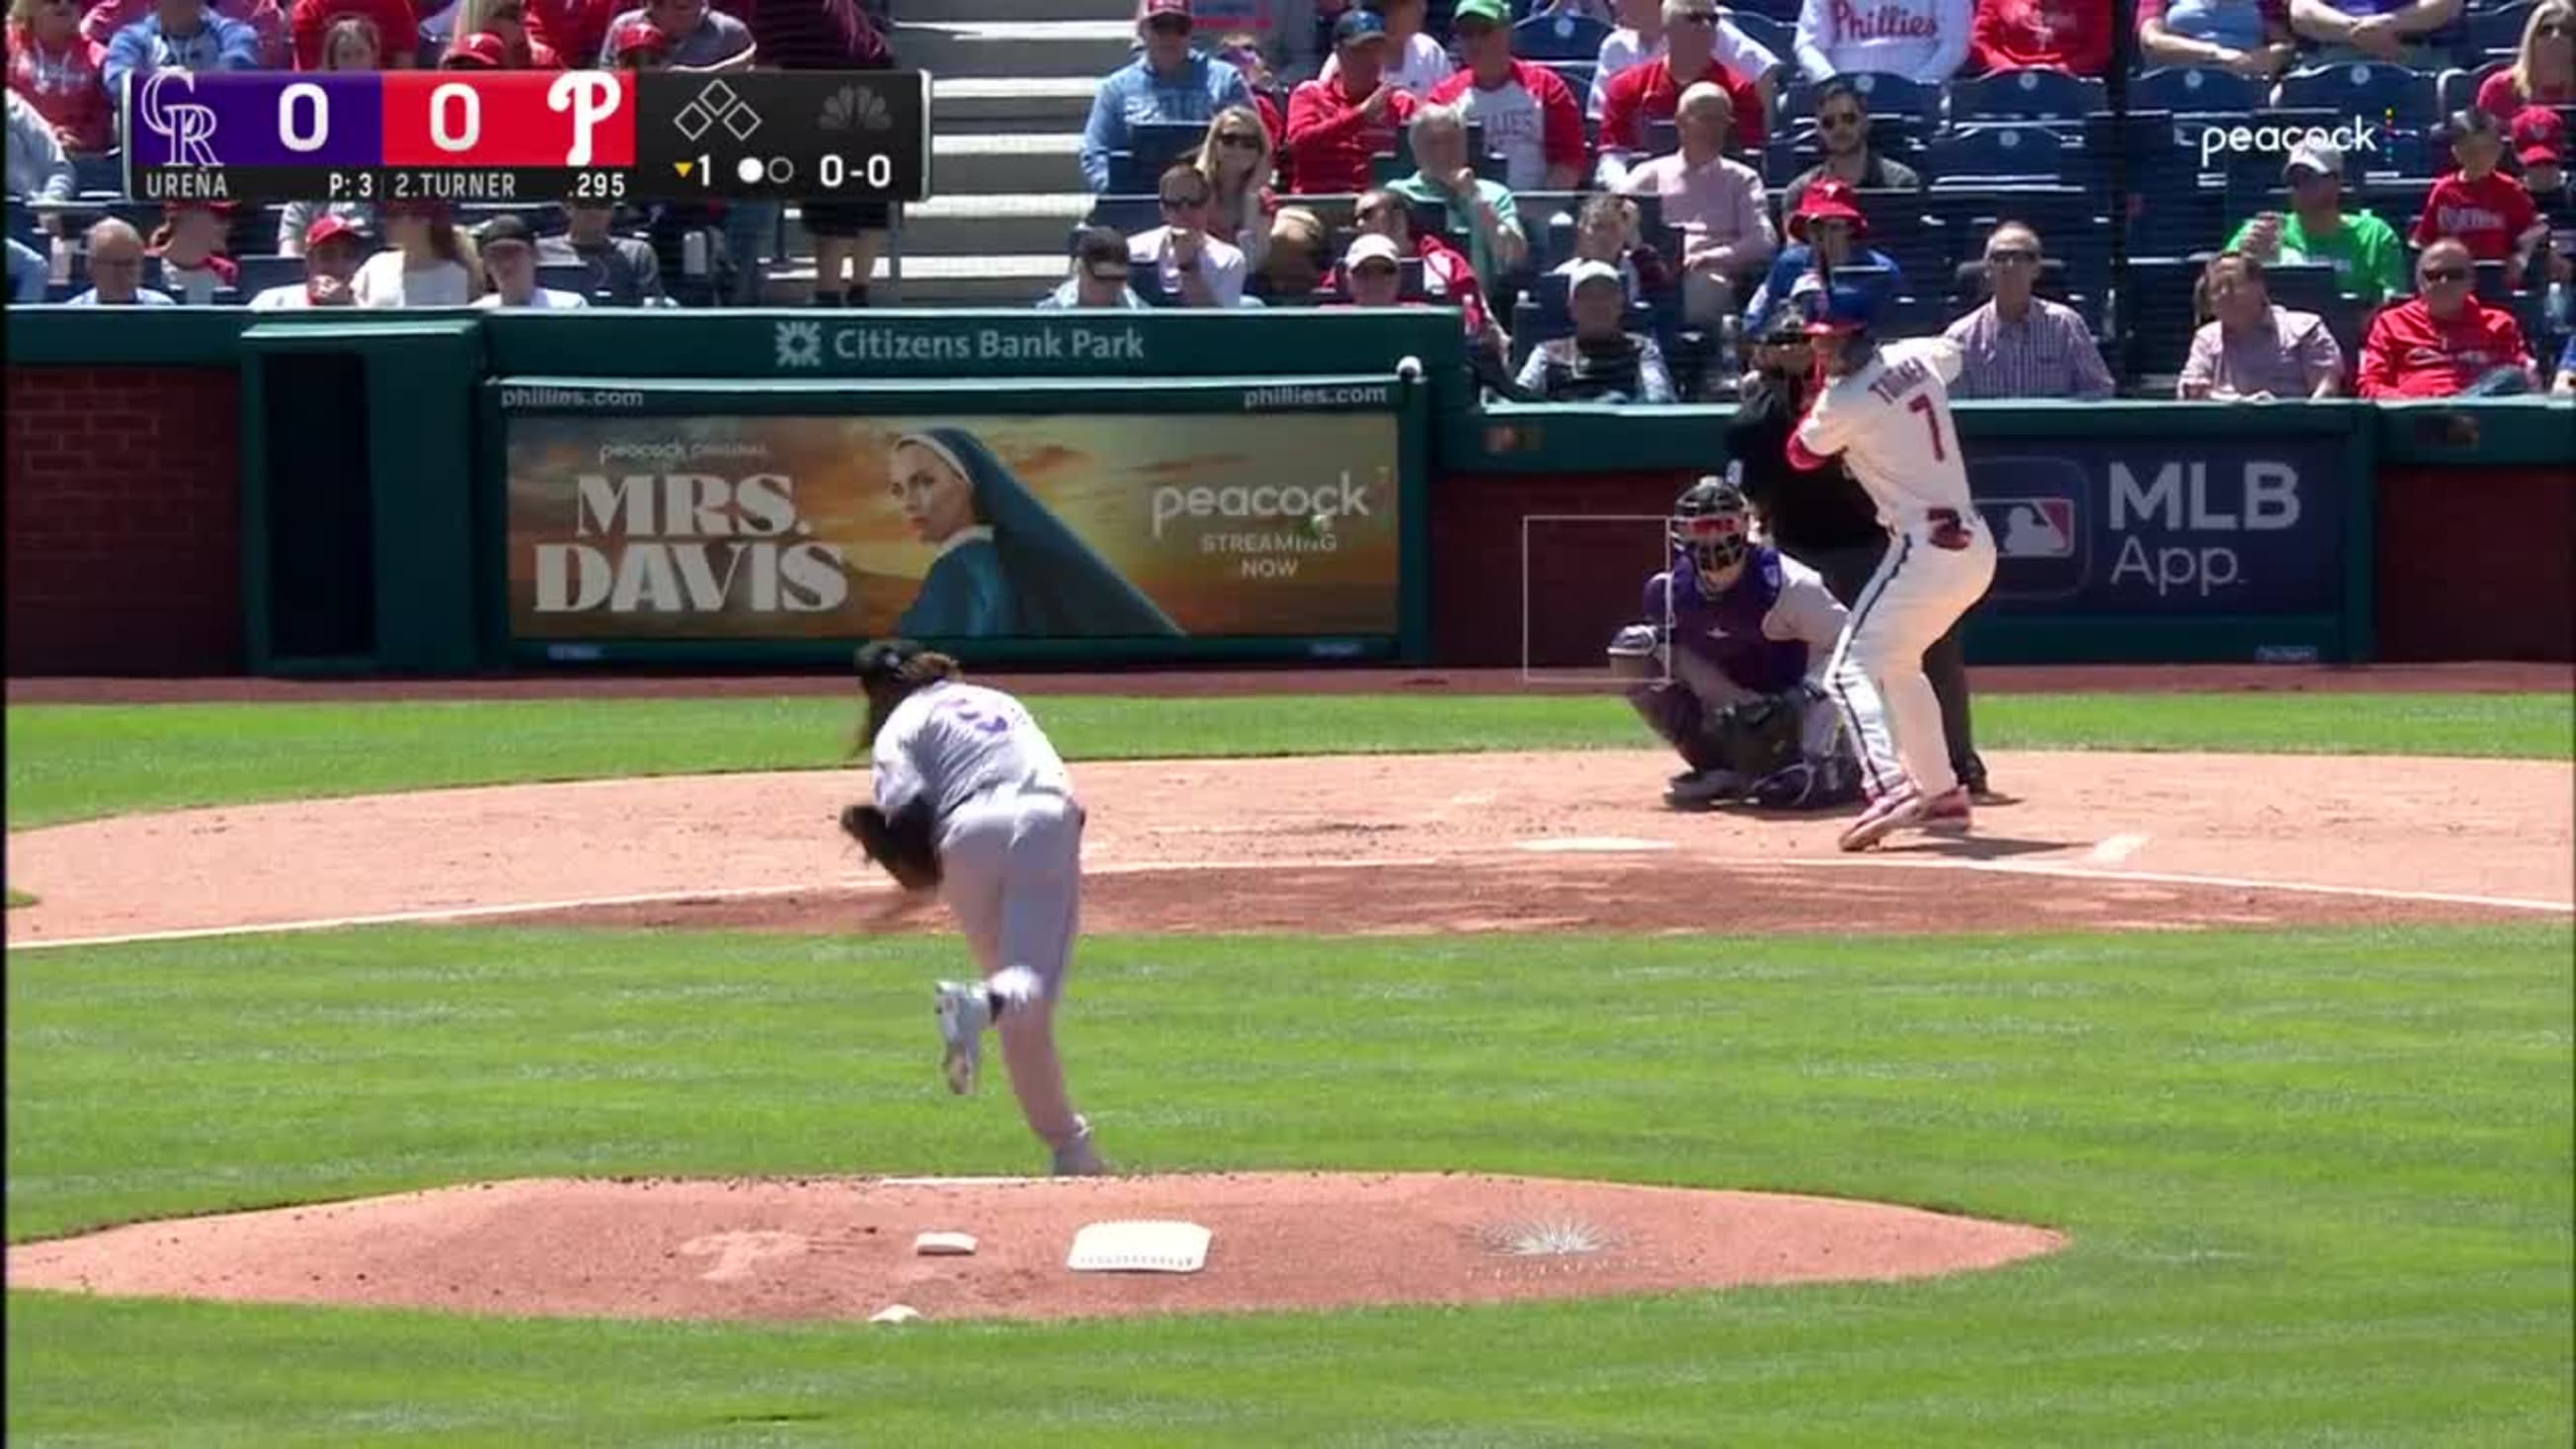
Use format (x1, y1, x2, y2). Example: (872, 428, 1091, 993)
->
(871, 674, 1103, 1176)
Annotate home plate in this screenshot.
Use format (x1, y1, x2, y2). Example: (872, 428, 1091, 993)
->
(1067, 1220, 1212, 1273)
(1513, 837, 1677, 853)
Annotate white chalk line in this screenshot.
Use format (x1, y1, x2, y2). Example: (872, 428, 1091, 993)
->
(1778, 855, 2574, 916)
(1, 855, 1451, 951)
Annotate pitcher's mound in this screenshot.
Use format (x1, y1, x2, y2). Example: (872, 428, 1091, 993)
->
(6, 1172, 2064, 1324)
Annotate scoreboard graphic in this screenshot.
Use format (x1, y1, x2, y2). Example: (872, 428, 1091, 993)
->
(121, 69, 931, 204)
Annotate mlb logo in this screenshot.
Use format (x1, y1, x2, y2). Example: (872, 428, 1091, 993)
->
(1984, 497, 2075, 559)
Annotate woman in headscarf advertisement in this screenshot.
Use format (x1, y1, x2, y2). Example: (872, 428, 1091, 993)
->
(886, 428, 1184, 640)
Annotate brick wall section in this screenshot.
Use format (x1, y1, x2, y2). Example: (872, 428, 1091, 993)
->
(1432, 470, 1699, 667)
(2376, 467, 2573, 663)
(6, 366, 244, 675)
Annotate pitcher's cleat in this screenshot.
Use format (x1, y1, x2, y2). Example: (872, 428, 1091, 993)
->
(1051, 1119, 1107, 1176)
(933, 981, 989, 1095)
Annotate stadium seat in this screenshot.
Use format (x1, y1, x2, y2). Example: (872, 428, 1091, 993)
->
(1948, 68, 2107, 121)
(1541, 60, 1596, 102)
(2467, 0, 2534, 58)
(2261, 262, 2343, 318)
(234, 255, 303, 295)
(1926, 125, 2067, 185)
(70, 151, 122, 197)
(1513, 10, 1609, 60)
(536, 263, 594, 297)
(2471, 259, 2515, 301)
(2130, 67, 2269, 115)
(1830, 262, 1900, 311)
(2438, 61, 2505, 113)
(2276, 63, 2444, 128)
(1729, 11, 1794, 64)
(2116, 255, 2204, 380)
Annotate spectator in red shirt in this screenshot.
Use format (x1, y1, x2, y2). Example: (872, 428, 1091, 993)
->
(2474, 0, 2571, 118)
(1285, 8, 1418, 195)
(8, 0, 112, 155)
(1424, 0, 1587, 192)
(2357, 238, 2540, 396)
(1970, 0, 2110, 74)
(2413, 108, 2548, 282)
(523, 0, 610, 66)
(149, 196, 235, 301)
(1596, 0, 1765, 190)
(291, 0, 414, 67)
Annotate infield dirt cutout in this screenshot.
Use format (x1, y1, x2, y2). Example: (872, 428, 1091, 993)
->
(7, 745, 2568, 1323)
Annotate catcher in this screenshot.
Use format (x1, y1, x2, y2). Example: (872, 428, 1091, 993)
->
(840, 639, 1106, 1177)
(1608, 477, 1881, 811)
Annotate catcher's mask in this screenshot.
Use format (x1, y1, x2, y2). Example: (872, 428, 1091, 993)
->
(1671, 477, 1752, 585)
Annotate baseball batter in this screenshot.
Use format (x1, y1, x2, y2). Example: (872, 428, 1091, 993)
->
(1608, 478, 1892, 810)
(1788, 284, 1999, 850)
(841, 641, 1106, 1177)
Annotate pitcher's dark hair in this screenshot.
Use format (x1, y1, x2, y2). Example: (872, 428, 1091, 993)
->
(849, 641, 963, 760)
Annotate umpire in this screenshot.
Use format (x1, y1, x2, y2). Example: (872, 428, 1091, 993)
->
(1725, 309, 1990, 799)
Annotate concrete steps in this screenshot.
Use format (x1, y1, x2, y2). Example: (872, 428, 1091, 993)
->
(894, 19, 1138, 79)
(766, 251, 1070, 306)
(933, 131, 1086, 196)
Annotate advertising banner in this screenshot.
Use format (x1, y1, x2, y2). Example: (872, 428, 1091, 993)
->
(1968, 435, 2348, 618)
(503, 407, 1404, 643)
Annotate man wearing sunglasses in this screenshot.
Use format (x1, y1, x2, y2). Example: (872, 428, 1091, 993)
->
(1597, 0, 1768, 190)
(1779, 78, 1919, 221)
(1037, 224, 1151, 310)
(2356, 237, 2540, 396)
(1127, 161, 1248, 306)
(1081, 0, 1251, 194)
(1942, 221, 2115, 400)
(1588, 0, 1782, 122)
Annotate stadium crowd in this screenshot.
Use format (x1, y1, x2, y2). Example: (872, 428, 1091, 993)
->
(7, 0, 2575, 396)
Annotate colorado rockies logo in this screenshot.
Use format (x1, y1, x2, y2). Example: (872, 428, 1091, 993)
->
(137, 70, 220, 168)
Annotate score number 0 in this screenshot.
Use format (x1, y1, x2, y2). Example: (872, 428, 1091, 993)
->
(271, 75, 622, 161)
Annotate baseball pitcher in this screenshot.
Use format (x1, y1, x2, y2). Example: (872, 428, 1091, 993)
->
(840, 640, 1106, 1177)
(1788, 283, 1999, 850)
(1607, 477, 1885, 811)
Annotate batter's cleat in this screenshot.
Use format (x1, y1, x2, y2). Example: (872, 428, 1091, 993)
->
(1837, 788, 1926, 851)
(933, 981, 989, 1095)
(1920, 786, 1972, 836)
(1664, 768, 1748, 809)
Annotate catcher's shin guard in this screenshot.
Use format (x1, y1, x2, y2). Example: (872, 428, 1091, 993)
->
(1626, 682, 1728, 772)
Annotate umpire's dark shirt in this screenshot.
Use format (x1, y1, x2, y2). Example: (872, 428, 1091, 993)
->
(1728, 373, 1882, 556)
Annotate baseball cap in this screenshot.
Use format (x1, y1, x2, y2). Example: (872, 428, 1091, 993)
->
(852, 639, 928, 682)
(1566, 258, 1623, 293)
(441, 29, 509, 66)
(304, 213, 364, 250)
(1787, 178, 1867, 242)
(1344, 232, 1403, 269)
(2512, 105, 2564, 166)
(1140, 0, 1191, 21)
(609, 18, 672, 57)
(1332, 8, 1387, 45)
(2283, 136, 2343, 180)
(478, 213, 535, 250)
(1452, 0, 1509, 25)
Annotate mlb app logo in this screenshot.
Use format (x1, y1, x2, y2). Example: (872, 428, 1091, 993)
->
(1988, 498, 2075, 559)
(1969, 453, 2090, 604)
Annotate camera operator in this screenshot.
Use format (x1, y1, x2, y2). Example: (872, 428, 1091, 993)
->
(1726, 306, 1991, 799)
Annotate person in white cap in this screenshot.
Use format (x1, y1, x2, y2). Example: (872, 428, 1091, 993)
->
(2223, 137, 2408, 306)
(1514, 259, 1674, 402)
(1338, 231, 1409, 306)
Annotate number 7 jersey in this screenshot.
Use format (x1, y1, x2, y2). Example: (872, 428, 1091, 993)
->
(870, 681, 1072, 825)
(1790, 338, 1974, 526)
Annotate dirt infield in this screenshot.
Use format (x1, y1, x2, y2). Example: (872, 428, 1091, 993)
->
(4, 1173, 2066, 1325)
(6, 661, 2567, 704)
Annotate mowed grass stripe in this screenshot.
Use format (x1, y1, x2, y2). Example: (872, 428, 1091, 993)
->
(5, 923, 2569, 1444)
(9, 690, 2570, 829)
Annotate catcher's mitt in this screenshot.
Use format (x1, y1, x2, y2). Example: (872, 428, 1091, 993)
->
(1709, 692, 1806, 781)
(841, 801, 942, 892)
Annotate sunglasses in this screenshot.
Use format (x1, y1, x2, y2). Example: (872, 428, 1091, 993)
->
(1086, 267, 1131, 284)
(1161, 191, 1210, 207)
(1986, 248, 2038, 264)
(1674, 9, 1718, 23)
(1218, 133, 1261, 149)
(1352, 262, 1398, 277)
(2421, 266, 2469, 282)
(1145, 15, 1190, 33)
(1819, 112, 1864, 129)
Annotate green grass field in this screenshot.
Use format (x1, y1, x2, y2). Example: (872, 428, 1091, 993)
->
(6, 690, 2571, 1445)
(6, 924, 2570, 1446)
(6, 690, 2568, 830)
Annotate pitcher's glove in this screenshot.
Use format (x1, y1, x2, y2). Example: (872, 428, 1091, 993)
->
(841, 801, 942, 893)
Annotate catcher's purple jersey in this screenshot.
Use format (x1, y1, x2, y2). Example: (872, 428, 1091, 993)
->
(1647, 546, 1812, 696)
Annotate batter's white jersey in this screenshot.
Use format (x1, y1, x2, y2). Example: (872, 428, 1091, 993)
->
(870, 681, 1072, 825)
(1793, 338, 1974, 525)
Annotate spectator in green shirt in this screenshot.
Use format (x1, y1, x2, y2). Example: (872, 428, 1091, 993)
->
(1387, 102, 1527, 284)
(2224, 137, 2407, 304)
